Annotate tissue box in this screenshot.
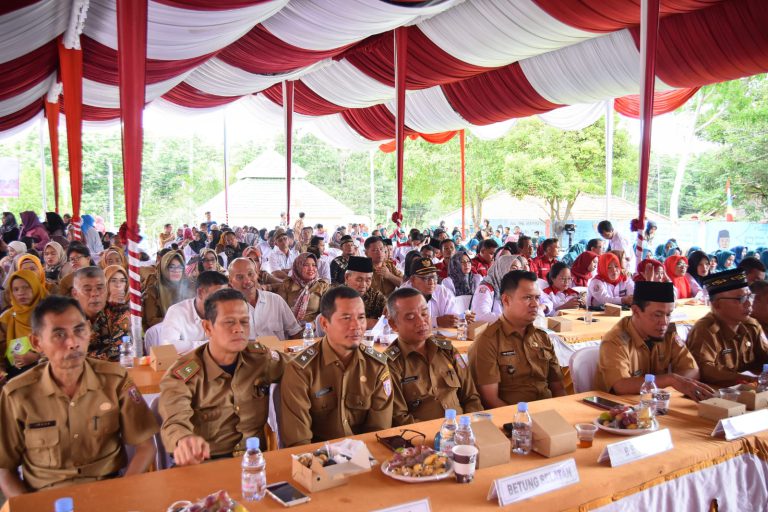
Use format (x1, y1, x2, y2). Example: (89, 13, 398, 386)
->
(604, 304, 622, 316)
(531, 410, 577, 458)
(697, 398, 746, 421)
(472, 420, 511, 469)
(150, 344, 178, 371)
(735, 386, 768, 411)
(291, 440, 372, 493)
(547, 317, 573, 332)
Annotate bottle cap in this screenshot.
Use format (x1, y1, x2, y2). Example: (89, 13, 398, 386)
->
(382, 318, 388, 325)
(246, 437, 260, 451)
(644, 374, 655, 382)
(517, 402, 528, 412)
(763, 364, 768, 373)
(55, 497, 74, 512)
(121, 335, 130, 342)
(444, 409, 456, 420)
(305, 323, 312, 329)
(459, 416, 471, 426)
(459, 312, 466, 320)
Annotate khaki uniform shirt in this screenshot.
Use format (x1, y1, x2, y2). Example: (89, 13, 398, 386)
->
(385, 337, 483, 426)
(273, 279, 330, 323)
(469, 315, 562, 404)
(687, 312, 768, 387)
(371, 260, 403, 297)
(279, 337, 393, 447)
(595, 316, 697, 392)
(159, 342, 286, 457)
(0, 359, 158, 491)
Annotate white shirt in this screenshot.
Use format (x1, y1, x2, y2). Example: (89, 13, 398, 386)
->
(401, 282, 460, 328)
(586, 277, 635, 308)
(685, 274, 708, 301)
(266, 248, 298, 273)
(607, 231, 636, 273)
(249, 290, 303, 340)
(442, 274, 482, 297)
(470, 282, 502, 324)
(160, 298, 208, 354)
(316, 258, 332, 283)
(540, 287, 579, 317)
(258, 240, 273, 262)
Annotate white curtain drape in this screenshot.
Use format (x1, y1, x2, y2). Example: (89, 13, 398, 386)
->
(307, 113, 381, 150)
(302, 59, 394, 108)
(538, 101, 607, 130)
(82, 73, 191, 109)
(383, 86, 468, 133)
(468, 119, 518, 140)
(0, 0, 68, 64)
(0, 74, 55, 117)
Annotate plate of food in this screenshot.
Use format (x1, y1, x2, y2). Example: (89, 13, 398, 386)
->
(381, 446, 453, 483)
(594, 406, 659, 436)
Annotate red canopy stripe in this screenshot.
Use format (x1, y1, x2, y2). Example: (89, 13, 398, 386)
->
(0, 98, 41, 132)
(58, 39, 83, 237)
(162, 82, 240, 108)
(615, 87, 700, 118)
(261, 81, 345, 116)
(0, 0, 40, 16)
(0, 40, 57, 101)
(151, 0, 275, 9)
(44, 100, 60, 213)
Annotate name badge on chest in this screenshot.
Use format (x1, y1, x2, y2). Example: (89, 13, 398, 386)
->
(501, 350, 517, 357)
(401, 376, 419, 385)
(720, 348, 734, 356)
(314, 387, 333, 398)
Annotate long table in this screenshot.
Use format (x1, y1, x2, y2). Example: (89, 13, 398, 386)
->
(5, 391, 767, 511)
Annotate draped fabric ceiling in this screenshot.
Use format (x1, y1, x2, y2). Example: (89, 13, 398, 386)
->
(2, 0, 768, 149)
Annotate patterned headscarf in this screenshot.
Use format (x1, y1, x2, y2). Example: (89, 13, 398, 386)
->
(289, 253, 319, 322)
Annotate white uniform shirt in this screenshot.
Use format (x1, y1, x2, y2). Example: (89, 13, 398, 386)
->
(607, 231, 637, 274)
(249, 290, 303, 340)
(316, 258, 332, 283)
(586, 277, 635, 308)
(540, 287, 579, 316)
(266, 248, 298, 273)
(470, 282, 502, 324)
(159, 298, 207, 354)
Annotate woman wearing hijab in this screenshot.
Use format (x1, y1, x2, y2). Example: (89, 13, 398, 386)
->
(665, 255, 692, 299)
(1, 212, 19, 244)
(19, 211, 50, 251)
(644, 221, 657, 246)
(686, 251, 710, 300)
(571, 251, 599, 287)
(586, 252, 634, 308)
(715, 250, 736, 272)
(142, 251, 194, 329)
(729, 246, 747, 266)
(198, 248, 226, 274)
(189, 230, 207, 255)
(17, 254, 48, 292)
(274, 253, 330, 323)
(470, 255, 528, 324)
(98, 247, 127, 270)
(1, 241, 26, 276)
(104, 265, 131, 342)
(761, 250, 768, 271)
(42, 241, 68, 282)
(442, 251, 482, 297)
(541, 262, 580, 316)
(634, 259, 666, 282)
(80, 214, 104, 260)
(0, 269, 47, 378)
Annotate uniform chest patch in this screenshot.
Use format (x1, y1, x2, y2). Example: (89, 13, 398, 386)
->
(501, 350, 516, 357)
(127, 385, 142, 404)
(401, 376, 418, 384)
(173, 361, 201, 382)
(314, 387, 332, 398)
(454, 353, 466, 370)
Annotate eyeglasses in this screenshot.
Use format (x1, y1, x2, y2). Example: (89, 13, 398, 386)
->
(203, 257, 217, 263)
(375, 429, 426, 451)
(68, 255, 86, 263)
(415, 275, 438, 283)
(716, 294, 755, 305)
(168, 265, 184, 271)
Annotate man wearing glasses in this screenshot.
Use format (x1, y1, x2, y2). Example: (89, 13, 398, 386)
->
(404, 258, 463, 328)
(469, 270, 565, 408)
(687, 269, 768, 387)
(56, 243, 92, 297)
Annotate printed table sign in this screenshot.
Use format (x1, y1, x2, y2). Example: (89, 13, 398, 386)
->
(597, 428, 673, 467)
(487, 458, 579, 506)
(711, 409, 768, 440)
(373, 498, 431, 512)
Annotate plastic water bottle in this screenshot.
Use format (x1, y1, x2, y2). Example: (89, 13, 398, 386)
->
(302, 323, 315, 349)
(241, 437, 266, 502)
(54, 497, 74, 512)
(454, 416, 475, 447)
(119, 335, 134, 368)
(380, 318, 393, 345)
(438, 409, 458, 456)
(456, 312, 468, 341)
(511, 402, 533, 455)
(757, 364, 768, 392)
(638, 374, 658, 429)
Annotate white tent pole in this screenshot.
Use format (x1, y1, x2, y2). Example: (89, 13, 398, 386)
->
(38, 119, 48, 212)
(605, 99, 614, 220)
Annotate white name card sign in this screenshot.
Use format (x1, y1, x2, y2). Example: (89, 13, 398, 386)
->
(487, 458, 579, 507)
(711, 409, 768, 440)
(597, 428, 673, 467)
(373, 498, 431, 512)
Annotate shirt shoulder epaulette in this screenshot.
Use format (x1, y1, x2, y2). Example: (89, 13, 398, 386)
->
(478, 319, 501, 340)
(2, 363, 45, 393)
(88, 357, 126, 377)
(246, 342, 268, 354)
(169, 351, 203, 383)
(361, 345, 388, 365)
(431, 337, 454, 352)
(384, 343, 401, 361)
(292, 343, 319, 369)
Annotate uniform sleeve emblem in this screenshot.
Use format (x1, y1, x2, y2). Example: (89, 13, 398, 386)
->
(454, 353, 466, 370)
(271, 350, 280, 361)
(127, 385, 142, 404)
(674, 333, 685, 348)
(173, 361, 201, 382)
(380, 369, 392, 397)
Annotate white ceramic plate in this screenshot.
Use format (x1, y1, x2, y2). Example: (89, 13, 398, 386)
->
(594, 418, 659, 436)
(380, 459, 454, 483)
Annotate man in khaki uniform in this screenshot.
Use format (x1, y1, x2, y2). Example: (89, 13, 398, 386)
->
(687, 269, 768, 387)
(344, 256, 386, 329)
(469, 270, 564, 408)
(385, 288, 482, 425)
(366, 236, 403, 297)
(159, 289, 286, 465)
(0, 296, 157, 497)
(280, 286, 393, 447)
(596, 281, 715, 399)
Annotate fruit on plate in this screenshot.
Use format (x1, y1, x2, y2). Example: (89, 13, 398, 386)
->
(598, 406, 643, 430)
(385, 445, 449, 478)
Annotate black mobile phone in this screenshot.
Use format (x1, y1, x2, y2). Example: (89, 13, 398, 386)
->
(582, 396, 626, 411)
(266, 481, 311, 507)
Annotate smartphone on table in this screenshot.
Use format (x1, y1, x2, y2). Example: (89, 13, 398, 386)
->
(266, 481, 311, 507)
(582, 396, 626, 410)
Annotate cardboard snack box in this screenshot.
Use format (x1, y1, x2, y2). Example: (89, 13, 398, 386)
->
(150, 344, 178, 372)
(531, 409, 577, 458)
(547, 317, 573, 333)
(603, 304, 622, 317)
(472, 420, 511, 469)
(697, 398, 746, 421)
(291, 440, 372, 493)
(735, 385, 768, 411)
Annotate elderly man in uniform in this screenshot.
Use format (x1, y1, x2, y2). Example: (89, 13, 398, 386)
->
(228, 258, 302, 341)
(687, 269, 768, 387)
(385, 288, 482, 426)
(595, 281, 715, 400)
(405, 258, 464, 328)
(279, 286, 393, 447)
(344, 256, 386, 329)
(0, 296, 157, 496)
(330, 234, 358, 285)
(159, 289, 287, 465)
(366, 235, 403, 297)
(469, 270, 565, 408)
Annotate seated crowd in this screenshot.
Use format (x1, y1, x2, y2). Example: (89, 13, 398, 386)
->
(0, 211, 766, 497)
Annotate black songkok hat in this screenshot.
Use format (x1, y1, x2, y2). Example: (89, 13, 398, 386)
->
(347, 256, 373, 273)
(634, 281, 675, 303)
(703, 268, 748, 298)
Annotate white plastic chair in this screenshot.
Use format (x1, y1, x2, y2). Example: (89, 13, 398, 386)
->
(269, 383, 284, 449)
(568, 347, 601, 393)
(143, 323, 164, 354)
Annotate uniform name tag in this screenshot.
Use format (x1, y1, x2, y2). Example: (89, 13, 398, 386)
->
(632, 369, 643, 377)
(501, 351, 517, 357)
(401, 376, 418, 384)
(721, 348, 734, 355)
(314, 387, 332, 398)
(28, 421, 56, 429)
